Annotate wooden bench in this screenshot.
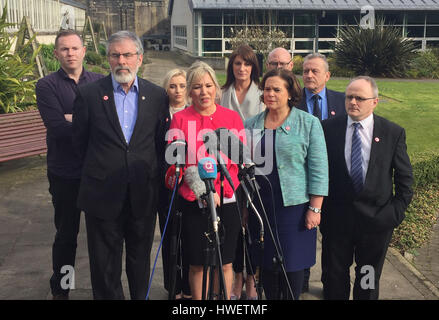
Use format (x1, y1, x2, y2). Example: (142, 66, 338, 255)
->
(0, 110, 47, 162)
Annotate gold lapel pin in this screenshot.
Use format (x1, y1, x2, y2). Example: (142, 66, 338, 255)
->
(142, 96, 146, 100)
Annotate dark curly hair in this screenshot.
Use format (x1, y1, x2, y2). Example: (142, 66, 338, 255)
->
(259, 68, 302, 109)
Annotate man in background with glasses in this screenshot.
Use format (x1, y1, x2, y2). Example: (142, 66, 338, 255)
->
(73, 31, 168, 299)
(321, 76, 413, 300)
(266, 47, 294, 71)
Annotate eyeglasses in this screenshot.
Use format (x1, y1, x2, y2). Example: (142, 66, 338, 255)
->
(109, 52, 139, 59)
(345, 95, 377, 102)
(267, 58, 292, 68)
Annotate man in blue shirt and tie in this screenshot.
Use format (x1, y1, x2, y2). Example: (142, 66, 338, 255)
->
(298, 53, 345, 121)
(73, 31, 168, 299)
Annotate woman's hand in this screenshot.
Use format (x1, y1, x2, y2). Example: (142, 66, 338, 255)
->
(305, 209, 321, 230)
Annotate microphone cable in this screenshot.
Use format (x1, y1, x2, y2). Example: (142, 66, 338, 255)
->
(145, 169, 180, 300)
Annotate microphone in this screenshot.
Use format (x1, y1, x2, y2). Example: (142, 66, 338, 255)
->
(202, 131, 235, 190)
(164, 165, 184, 190)
(184, 165, 206, 199)
(213, 128, 255, 168)
(165, 139, 187, 174)
(198, 157, 219, 232)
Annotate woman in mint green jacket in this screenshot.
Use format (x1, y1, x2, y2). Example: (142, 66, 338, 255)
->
(244, 68, 328, 300)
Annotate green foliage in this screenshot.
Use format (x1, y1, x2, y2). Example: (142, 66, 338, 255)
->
(0, 5, 39, 113)
(85, 51, 103, 65)
(39, 43, 60, 72)
(407, 50, 439, 79)
(292, 55, 303, 75)
(334, 19, 416, 77)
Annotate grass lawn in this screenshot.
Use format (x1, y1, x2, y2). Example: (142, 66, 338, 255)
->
(216, 71, 439, 158)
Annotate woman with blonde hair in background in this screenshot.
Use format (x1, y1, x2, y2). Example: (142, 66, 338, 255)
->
(158, 69, 191, 300)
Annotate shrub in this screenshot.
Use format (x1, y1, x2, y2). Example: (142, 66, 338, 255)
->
(292, 55, 303, 75)
(0, 5, 39, 113)
(40, 44, 60, 72)
(85, 51, 103, 65)
(407, 50, 439, 79)
(391, 151, 439, 254)
(334, 19, 416, 77)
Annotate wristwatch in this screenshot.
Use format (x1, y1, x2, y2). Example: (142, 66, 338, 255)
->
(308, 205, 322, 214)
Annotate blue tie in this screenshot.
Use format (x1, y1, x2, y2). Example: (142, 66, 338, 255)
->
(351, 122, 363, 193)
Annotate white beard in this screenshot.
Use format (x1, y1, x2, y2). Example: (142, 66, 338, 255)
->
(112, 66, 138, 84)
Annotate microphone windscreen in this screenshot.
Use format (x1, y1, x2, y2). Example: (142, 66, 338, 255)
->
(164, 165, 183, 190)
(198, 157, 218, 180)
(184, 165, 206, 198)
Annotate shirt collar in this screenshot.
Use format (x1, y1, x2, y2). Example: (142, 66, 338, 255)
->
(111, 73, 139, 93)
(57, 67, 86, 81)
(305, 87, 327, 101)
(347, 113, 374, 130)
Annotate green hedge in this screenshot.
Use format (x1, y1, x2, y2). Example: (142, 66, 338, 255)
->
(391, 151, 439, 254)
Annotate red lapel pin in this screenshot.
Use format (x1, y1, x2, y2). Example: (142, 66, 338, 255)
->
(103, 95, 108, 101)
(375, 137, 380, 142)
(285, 125, 291, 131)
(331, 111, 336, 116)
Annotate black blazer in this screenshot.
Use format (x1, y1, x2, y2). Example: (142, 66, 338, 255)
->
(297, 88, 346, 119)
(321, 114, 413, 233)
(73, 75, 168, 220)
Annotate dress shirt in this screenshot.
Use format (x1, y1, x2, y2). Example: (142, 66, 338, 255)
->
(305, 87, 328, 120)
(345, 113, 374, 184)
(36, 67, 104, 178)
(111, 74, 139, 144)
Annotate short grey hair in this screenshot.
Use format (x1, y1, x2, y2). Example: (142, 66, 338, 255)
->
(186, 61, 221, 103)
(106, 30, 144, 56)
(348, 76, 379, 98)
(303, 53, 329, 72)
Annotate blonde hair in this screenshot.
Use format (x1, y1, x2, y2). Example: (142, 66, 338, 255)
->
(186, 61, 221, 104)
(162, 68, 187, 91)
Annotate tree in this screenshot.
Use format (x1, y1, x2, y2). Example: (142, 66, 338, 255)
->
(334, 19, 416, 78)
(0, 5, 39, 113)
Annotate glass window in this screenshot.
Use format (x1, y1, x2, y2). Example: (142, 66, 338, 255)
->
(406, 26, 425, 37)
(319, 26, 337, 38)
(224, 26, 234, 38)
(295, 41, 314, 50)
(427, 13, 439, 24)
(295, 13, 315, 25)
(340, 14, 359, 25)
(247, 10, 268, 25)
(427, 41, 439, 49)
(223, 10, 235, 24)
(407, 14, 425, 25)
(203, 40, 222, 52)
(201, 11, 222, 25)
(377, 13, 404, 25)
(294, 26, 315, 38)
(426, 26, 439, 37)
(318, 41, 335, 50)
(277, 10, 293, 25)
(319, 13, 338, 25)
(203, 26, 222, 38)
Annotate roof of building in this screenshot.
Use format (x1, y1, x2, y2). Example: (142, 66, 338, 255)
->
(190, 0, 439, 11)
(60, 0, 87, 10)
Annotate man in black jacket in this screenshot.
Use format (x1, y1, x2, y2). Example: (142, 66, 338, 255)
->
(321, 76, 413, 299)
(297, 53, 345, 121)
(73, 31, 168, 300)
(36, 30, 104, 300)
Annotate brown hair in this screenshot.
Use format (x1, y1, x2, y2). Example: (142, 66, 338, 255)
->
(259, 68, 302, 108)
(222, 44, 260, 90)
(55, 29, 83, 48)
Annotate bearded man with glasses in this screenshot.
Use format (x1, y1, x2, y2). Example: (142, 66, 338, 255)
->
(72, 31, 168, 299)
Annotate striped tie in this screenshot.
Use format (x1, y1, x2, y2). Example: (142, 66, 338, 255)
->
(351, 122, 363, 193)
